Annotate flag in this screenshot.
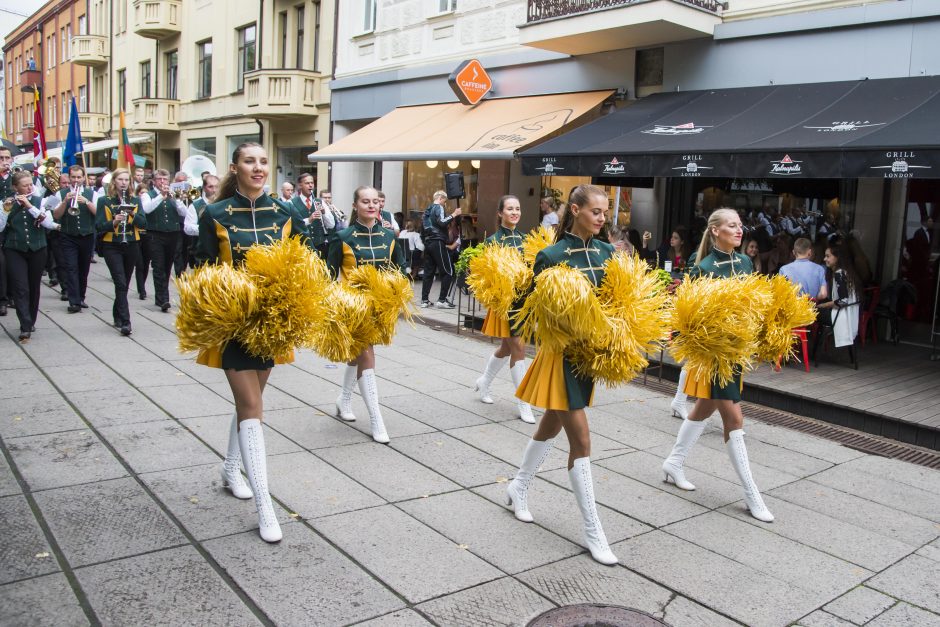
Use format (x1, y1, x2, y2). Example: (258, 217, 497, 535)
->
(63, 97, 84, 168)
(32, 88, 47, 166)
(117, 110, 134, 169)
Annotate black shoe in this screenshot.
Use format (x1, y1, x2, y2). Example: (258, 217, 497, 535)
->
(60, 293, 68, 301)
(120, 325, 132, 336)
(18, 331, 30, 341)
(138, 291, 147, 301)
(160, 302, 171, 312)
(67, 305, 81, 313)
(0, 304, 6, 316)
(79, 302, 88, 309)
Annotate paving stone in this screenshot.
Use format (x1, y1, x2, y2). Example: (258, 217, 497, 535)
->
(614, 530, 821, 627)
(0, 368, 59, 398)
(584, 408, 679, 450)
(719, 495, 915, 571)
(266, 371, 342, 407)
(379, 364, 466, 394)
(105, 358, 194, 386)
(140, 464, 295, 541)
(867, 602, 940, 627)
(180, 415, 302, 458)
(380, 392, 491, 430)
(824, 586, 896, 624)
(416, 576, 556, 626)
(263, 406, 368, 449)
(797, 609, 857, 626)
(770, 479, 940, 547)
(446, 422, 572, 472)
(425, 385, 544, 425)
(0, 451, 22, 496)
(0, 573, 87, 627)
(204, 525, 403, 624)
(315, 402, 439, 440)
(473, 480, 652, 547)
(391, 432, 510, 488)
(540, 462, 707, 528)
(810, 464, 940, 523)
(267, 451, 385, 519)
(647, 439, 800, 492)
(0, 393, 85, 439)
(659, 595, 742, 627)
(204, 381, 306, 412)
(355, 609, 435, 626)
(0, 344, 34, 371)
(138, 383, 233, 419)
(399, 490, 582, 574)
(835, 455, 940, 496)
(500, 419, 635, 462)
(665, 511, 871, 598)
(34, 477, 186, 567)
(918, 543, 940, 562)
(0, 494, 58, 584)
(868, 554, 940, 614)
(66, 387, 170, 429)
(76, 546, 259, 626)
(6, 430, 127, 491)
(734, 422, 864, 465)
(315, 442, 459, 502)
(315, 504, 502, 603)
(41, 364, 124, 394)
(695, 428, 834, 477)
(98, 420, 219, 474)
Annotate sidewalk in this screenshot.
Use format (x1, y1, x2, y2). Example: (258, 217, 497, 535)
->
(1, 265, 939, 626)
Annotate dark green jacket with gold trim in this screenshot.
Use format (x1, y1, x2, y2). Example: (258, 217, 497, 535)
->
(484, 225, 524, 252)
(56, 188, 97, 236)
(194, 191, 309, 266)
(2, 195, 52, 252)
(327, 219, 406, 280)
(95, 195, 147, 243)
(688, 247, 753, 279)
(291, 194, 328, 248)
(532, 232, 615, 287)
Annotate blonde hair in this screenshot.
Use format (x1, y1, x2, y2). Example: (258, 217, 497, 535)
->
(433, 190, 447, 202)
(695, 208, 740, 265)
(107, 168, 131, 198)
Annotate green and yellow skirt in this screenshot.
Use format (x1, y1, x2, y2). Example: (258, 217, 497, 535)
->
(515, 349, 595, 411)
(197, 339, 294, 371)
(683, 370, 744, 403)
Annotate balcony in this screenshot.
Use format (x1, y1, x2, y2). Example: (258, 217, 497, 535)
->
(132, 98, 180, 132)
(19, 69, 41, 93)
(521, 0, 722, 55)
(70, 35, 109, 67)
(244, 69, 327, 119)
(79, 112, 109, 139)
(132, 0, 182, 39)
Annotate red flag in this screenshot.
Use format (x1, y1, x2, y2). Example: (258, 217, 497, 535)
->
(117, 110, 134, 169)
(32, 88, 47, 166)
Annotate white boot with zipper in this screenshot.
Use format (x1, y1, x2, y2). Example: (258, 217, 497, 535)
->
(220, 414, 253, 499)
(335, 364, 358, 422)
(509, 360, 536, 424)
(505, 438, 554, 522)
(238, 418, 282, 543)
(474, 354, 507, 404)
(662, 418, 707, 491)
(358, 369, 389, 444)
(726, 429, 774, 522)
(569, 457, 618, 565)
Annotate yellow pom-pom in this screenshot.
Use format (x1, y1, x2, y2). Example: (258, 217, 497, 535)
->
(568, 253, 671, 385)
(310, 283, 372, 363)
(517, 264, 607, 353)
(668, 275, 772, 387)
(346, 264, 415, 346)
(237, 236, 332, 361)
(175, 264, 257, 353)
(755, 274, 818, 364)
(522, 225, 556, 267)
(466, 245, 532, 318)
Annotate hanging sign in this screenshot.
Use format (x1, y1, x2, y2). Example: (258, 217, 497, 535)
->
(448, 59, 493, 106)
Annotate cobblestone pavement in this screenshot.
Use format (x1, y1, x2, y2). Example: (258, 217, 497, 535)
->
(1, 265, 939, 627)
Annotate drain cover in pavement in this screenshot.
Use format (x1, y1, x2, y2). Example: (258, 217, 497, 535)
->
(528, 604, 668, 627)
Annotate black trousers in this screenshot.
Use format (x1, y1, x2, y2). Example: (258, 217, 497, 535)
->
(5, 247, 47, 332)
(60, 233, 96, 307)
(134, 232, 152, 295)
(174, 233, 194, 277)
(421, 239, 455, 302)
(149, 230, 178, 306)
(45, 230, 65, 285)
(102, 241, 140, 327)
(0, 232, 7, 304)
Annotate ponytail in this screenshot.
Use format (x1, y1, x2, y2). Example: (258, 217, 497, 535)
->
(694, 208, 739, 265)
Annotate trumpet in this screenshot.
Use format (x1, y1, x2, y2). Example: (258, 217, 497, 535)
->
(68, 185, 82, 217)
(169, 181, 194, 204)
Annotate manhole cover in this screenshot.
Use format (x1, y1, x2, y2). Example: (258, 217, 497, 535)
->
(528, 604, 669, 627)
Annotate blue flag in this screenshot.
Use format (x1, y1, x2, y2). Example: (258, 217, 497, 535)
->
(63, 97, 84, 168)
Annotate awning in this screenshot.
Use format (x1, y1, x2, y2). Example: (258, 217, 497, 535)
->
(309, 91, 612, 162)
(13, 134, 151, 165)
(521, 77, 940, 179)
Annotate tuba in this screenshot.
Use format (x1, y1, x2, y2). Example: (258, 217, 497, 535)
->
(41, 159, 61, 195)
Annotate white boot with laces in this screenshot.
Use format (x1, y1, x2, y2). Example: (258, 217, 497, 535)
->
(505, 438, 554, 522)
(335, 365, 357, 422)
(509, 361, 536, 424)
(662, 418, 707, 491)
(474, 355, 507, 404)
(238, 418, 282, 543)
(358, 369, 390, 443)
(569, 457, 618, 565)
(726, 429, 774, 523)
(220, 414, 253, 499)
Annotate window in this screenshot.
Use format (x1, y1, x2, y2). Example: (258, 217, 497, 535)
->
(197, 40, 212, 99)
(62, 92, 69, 124)
(79, 85, 87, 113)
(189, 138, 216, 165)
(117, 69, 126, 110)
(278, 12, 287, 67)
(439, 0, 456, 11)
(48, 36, 56, 67)
(93, 75, 105, 111)
(227, 133, 259, 158)
(66, 25, 72, 60)
(363, 0, 376, 32)
(140, 61, 151, 98)
(295, 7, 305, 69)
(236, 24, 256, 91)
(313, 1, 321, 71)
(48, 95, 56, 126)
(635, 47, 664, 97)
(61, 28, 67, 63)
(165, 51, 178, 99)
(79, 15, 86, 35)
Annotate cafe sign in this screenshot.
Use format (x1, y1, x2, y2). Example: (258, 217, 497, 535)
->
(448, 59, 493, 106)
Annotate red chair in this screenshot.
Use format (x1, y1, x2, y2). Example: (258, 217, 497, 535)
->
(773, 326, 811, 373)
(859, 286, 880, 347)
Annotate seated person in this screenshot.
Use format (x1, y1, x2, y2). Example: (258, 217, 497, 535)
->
(779, 237, 827, 300)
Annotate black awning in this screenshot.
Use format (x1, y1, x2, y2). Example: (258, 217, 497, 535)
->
(521, 76, 940, 179)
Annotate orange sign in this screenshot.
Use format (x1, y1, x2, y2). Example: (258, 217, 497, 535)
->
(448, 59, 493, 106)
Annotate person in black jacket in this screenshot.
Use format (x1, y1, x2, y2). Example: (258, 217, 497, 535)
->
(419, 190, 461, 308)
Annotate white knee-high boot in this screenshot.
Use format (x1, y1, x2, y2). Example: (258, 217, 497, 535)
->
(505, 438, 554, 522)
(569, 457, 618, 565)
(238, 419, 282, 543)
(726, 429, 774, 523)
(475, 354, 508, 404)
(671, 367, 690, 419)
(509, 361, 536, 424)
(358, 369, 389, 443)
(662, 419, 707, 491)
(220, 414, 253, 499)
(335, 365, 358, 422)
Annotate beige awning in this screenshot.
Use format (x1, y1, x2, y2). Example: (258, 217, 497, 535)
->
(309, 91, 612, 162)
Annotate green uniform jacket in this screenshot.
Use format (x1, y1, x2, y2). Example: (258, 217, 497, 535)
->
(0, 173, 13, 200)
(484, 225, 524, 251)
(194, 190, 309, 266)
(291, 195, 327, 248)
(146, 189, 183, 232)
(327, 220, 406, 280)
(95, 195, 147, 243)
(2, 195, 50, 252)
(688, 247, 753, 278)
(192, 197, 208, 219)
(56, 188, 97, 236)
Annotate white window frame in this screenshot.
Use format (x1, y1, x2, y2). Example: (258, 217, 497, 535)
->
(363, 0, 376, 33)
(79, 85, 87, 113)
(438, 0, 457, 13)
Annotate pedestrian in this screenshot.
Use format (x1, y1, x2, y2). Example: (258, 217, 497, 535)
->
(473, 194, 535, 424)
(279, 181, 294, 203)
(377, 190, 400, 236)
(778, 237, 827, 299)
(0, 145, 14, 317)
(51, 165, 99, 313)
(141, 169, 187, 312)
(131, 182, 152, 301)
(419, 190, 461, 309)
(193, 142, 310, 543)
(540, 195, 559, 230)
(661, 207, 774, 523)
(507, 184, 619, 565)
(328, 185, 406, 444)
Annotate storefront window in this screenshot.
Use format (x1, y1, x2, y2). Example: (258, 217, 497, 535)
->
(189, 138, 217, 165)
(227, 134, 260, 159)
(404, 160, 478, 223)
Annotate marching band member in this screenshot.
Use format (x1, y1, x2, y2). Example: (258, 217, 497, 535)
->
(95, 168, 146, 336)
(1, 171, 60, 341)
(291, 172, 334, 259)
(473, 194, 535, 423)
(376, 190, 400, 237)
(194, 142, 309, 543)
(141, 169, 187, 312)
(0, 146, 13, 317)
(327, 185, 406, 444)
(52, 165, 99, 313)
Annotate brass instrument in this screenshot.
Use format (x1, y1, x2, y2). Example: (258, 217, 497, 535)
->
(39, 159, 61, 195)
(2, 197, 13, 213)
(68, 185, 82, 217)
(117, 191, 134, 244)
(169, 181, 193, 203)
